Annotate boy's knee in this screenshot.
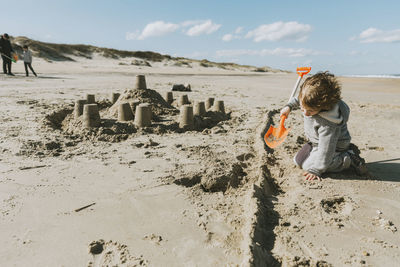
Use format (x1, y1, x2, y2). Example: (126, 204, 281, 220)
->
(294, 142, 312, 168)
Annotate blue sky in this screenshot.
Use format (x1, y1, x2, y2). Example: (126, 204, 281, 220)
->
(2, 0, 399, 75)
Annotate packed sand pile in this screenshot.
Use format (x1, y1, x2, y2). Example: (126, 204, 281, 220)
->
(108, 87, 178, 117)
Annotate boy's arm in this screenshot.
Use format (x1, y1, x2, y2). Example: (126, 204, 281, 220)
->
(302, 124, 340, 176)
(280, 97, 299, 117)
(286, 97, 299, 111)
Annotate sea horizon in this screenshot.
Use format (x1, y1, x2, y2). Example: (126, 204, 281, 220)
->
(342, 74, 400, 79)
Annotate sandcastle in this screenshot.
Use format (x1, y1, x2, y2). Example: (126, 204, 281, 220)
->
(46, 74, 230, 143)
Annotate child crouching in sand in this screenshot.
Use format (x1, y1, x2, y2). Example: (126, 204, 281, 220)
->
(280, 71, 367, 181)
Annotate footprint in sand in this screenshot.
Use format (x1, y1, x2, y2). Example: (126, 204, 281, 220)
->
(320, 197, 346, 214)
(88, 239, 148, 266)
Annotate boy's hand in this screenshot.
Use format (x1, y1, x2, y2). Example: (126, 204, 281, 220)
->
(303, 172, 321, 181)
(280, 106, 291, 118)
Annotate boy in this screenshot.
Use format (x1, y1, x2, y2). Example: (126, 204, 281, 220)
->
(21, 45, 37, 77)
(280, 71, 367, 181)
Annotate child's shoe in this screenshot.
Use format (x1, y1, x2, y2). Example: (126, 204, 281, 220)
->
(348, 150, 368, 175)
(342, 154, 351, 170)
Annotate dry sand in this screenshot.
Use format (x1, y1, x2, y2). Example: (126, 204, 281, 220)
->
(0, 56, 399, 266)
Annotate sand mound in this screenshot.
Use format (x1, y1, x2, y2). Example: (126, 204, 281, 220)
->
(108, 88, 178, 117)
(172, 145, 250, 193)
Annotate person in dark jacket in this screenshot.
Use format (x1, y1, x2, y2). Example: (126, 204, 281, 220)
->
(0, 33, 14, 75)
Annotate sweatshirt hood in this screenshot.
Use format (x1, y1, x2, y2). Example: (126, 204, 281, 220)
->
(318, 100, 350, 125)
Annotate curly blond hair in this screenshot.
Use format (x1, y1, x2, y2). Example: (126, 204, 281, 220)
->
(299, 71, 341, 111)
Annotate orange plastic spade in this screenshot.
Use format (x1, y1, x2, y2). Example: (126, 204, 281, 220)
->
(296, 67, 311, 77)
(264, 66, 311, 149)
(12, 53, 18, 63)
(264, 115, 289, 148)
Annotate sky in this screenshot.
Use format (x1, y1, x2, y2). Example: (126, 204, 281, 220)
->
(1, 0, 399, 75)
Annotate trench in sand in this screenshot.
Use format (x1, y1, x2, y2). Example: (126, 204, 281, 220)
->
(246, 109, 282, 266)
(248, 107, 373, 266)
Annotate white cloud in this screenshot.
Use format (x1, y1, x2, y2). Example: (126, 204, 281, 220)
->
(222, 34, 234, 42)
(222, 26, 244, 42)
(126, 21, 179, 40)
(354, 27, 400, 43)
(127, 19, 221, 40)
(234, 27, 243, 34)
(181, 20, 204, 27)
(245, 21, 312, 42)
(185, 20, 221, 36)
(139, 21, 179, 40)
(216, 48, 324, 58)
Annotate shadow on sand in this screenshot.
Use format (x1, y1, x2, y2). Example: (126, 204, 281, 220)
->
(328, 157, 400, 182)
(36, 75, 70, 79)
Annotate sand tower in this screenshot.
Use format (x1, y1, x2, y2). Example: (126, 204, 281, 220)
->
(194, 101, 206, 116)
(74, 99, 87, 120)
(164, 92, 173, 104)
(83, 104, 101, 128)
(129, 100, 141, 115)
(134, 103, 151, 127)
(111, 93, 120, 104)
(179, 104, 194, 129)
(213, 100, 225, 114)
(206, 97, 214, 110)
(179, 94, 189, 106)
(86, 94, 95, 104)
(118, 102, 134, 121)
(135, 75, 147, 90)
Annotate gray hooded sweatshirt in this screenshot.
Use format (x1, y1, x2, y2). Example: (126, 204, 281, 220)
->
(21, 50, 33, 63)
(287, 97, 351, 176)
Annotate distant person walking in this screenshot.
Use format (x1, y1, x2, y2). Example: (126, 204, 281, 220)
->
(21, 45, 37, 77)
(0, 33, 14, 75)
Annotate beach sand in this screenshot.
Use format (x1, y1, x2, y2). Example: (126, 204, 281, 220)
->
(0, 57, 399, 266)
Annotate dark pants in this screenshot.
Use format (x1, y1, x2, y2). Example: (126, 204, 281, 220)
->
(24, 62, 37, 76)
(2, 55, 12, 74)
(294, 142, 313, 167)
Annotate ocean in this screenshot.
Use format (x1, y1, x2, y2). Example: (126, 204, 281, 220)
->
(343, 74, 400, 79)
